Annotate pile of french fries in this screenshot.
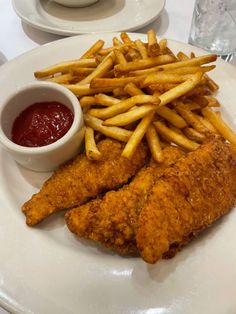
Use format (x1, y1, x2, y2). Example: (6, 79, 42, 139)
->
(34, 30, 236, 162)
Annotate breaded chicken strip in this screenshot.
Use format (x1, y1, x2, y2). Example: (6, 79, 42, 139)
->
(65, 146, 185, 254)
(22, 138, 148, 226)
(137, 137, 236, 264)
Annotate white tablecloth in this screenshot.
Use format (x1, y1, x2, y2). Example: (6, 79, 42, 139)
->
(0, 0, 227, 313)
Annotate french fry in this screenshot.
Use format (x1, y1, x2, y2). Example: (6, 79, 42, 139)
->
(174, 100, 209, 134)
(85, 127, 102, 160)
(189, 95, 209, 108)
(88, 94, 160, 119)
(102, 69, 115, 78)
(79, 56, 114, 84)
(129, 67, 162, 77)
(113, 87, 127, 97)
(168, 124, 185, 135)
(98, 44, 132, 56)
(126, 49, 140, 61)
(149, 90, 186, 128)
(128, 105, 139, 111)
(119, 33, 140, 60)
(184, 86, 211, 97)
(114, 55, 175, 75)
(114, 49, 127, 65)
(103, 104, 156, 126)
(156, 106, 187, 128)
(135, 39, 148, 59)
(201, 107, 236, 145)
(147, 29, 160, 57)
(80, 40, 105, 59)
(197, 115, 218, 133)
(67, 77, 86, 84)
(153, 90, 161, 97)
(107, 50, 127, 64)
(159, 54, 217, 69)
(206, 75, 219, 92)
(183, 100, 201, 111)
(70, 67, 95, 76)
(80, 96, 97, 107)
(47, 73, 74, 84)
(183, 127, 206, 143)
(189, 52, 219, 93)
(129, 54, 217, 76)
(94, 93, 120, 106)
(113, 37, 123, 47)
(204, 96, 221, 107)
(120, 32, 133, 44)
(84, 114, 132, 142)
(124, 82, 144, 96)
(34, 59, 97, 78)
(64, 83, 115, 96)
(188, 52, 219, 93)
(153, 120, 200, 151)
(162, 65, 215, 75)
(144, 73, 195, 85)
(148, 76, 207, 93)
(159, 38, 167, 54)
(148, 83, 178, 93)
(177, 51, 189, 61)
(95, 54, 105, 63)
(165, 47, 178, 60)
(146, 124, 164, 162)
(158, 72, 203, 106)
(90, 76, 144, 88)
(122, 112, 155, 158)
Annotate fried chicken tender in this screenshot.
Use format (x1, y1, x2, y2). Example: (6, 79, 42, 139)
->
(22, 138, 148, 226)
(137, 137, 236, 264)
(65, 146, 185, 254)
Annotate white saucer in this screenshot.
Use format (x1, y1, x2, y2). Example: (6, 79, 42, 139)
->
(12, 0, 166, 36)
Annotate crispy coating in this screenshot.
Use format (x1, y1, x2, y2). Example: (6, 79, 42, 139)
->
(137, 137, 236, 264)
(22, 138, 148, 226)
(65, 146, 185, 254)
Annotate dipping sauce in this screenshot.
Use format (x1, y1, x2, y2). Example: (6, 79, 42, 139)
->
(12, 102, 74, 147)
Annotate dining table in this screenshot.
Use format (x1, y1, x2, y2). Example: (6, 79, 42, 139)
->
(0, 0, 235, 313)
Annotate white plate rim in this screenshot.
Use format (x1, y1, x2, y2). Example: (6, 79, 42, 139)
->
(0, 32, 236, 314)
(11, 0, 166, 36)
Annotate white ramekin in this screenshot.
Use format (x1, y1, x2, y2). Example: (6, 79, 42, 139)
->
(53, 0, 98, 7)
(0, 81, 84, 172)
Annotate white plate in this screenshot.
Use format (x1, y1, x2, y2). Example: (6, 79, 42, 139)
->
(0, 33, 236, 314)
(12, 0, 166, 36)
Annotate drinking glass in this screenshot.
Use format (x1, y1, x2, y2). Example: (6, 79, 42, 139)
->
(189, 0, 236, 56)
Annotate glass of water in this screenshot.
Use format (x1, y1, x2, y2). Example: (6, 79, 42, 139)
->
(189, 0, 236, 55)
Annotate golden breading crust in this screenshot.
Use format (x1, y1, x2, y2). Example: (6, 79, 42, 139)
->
(65, 146, 185, 254)
(22, 138, 148, 226)
(137, 137, 236, 264)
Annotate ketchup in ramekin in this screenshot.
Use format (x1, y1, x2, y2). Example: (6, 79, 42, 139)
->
(12, 102, 74, 147)
(0, 81, 84, 172)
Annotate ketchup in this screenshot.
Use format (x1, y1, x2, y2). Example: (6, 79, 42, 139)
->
(12, 102, 74, 147)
